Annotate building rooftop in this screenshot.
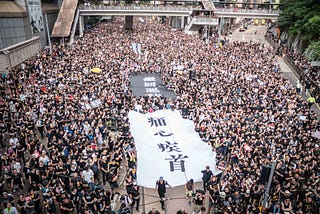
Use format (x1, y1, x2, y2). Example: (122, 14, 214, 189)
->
(0, 1, 27, 18)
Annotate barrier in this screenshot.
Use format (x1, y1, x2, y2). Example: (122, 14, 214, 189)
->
(0, 37, 40, 71)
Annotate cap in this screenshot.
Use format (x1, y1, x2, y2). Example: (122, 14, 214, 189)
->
(220, 192, 226, 199)
(133, 182, 137, 186)
(159, 176, 163, 180)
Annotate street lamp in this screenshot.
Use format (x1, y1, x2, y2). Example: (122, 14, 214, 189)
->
(262, 161, 277, 209)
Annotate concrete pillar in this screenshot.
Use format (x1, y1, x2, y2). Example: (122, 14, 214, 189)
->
(125, 16, 134, 30)
(79, 15, 84, 37)
(181, 16, 185, 29)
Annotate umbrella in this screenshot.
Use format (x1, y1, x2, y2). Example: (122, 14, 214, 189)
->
(91, 67, 102, 74)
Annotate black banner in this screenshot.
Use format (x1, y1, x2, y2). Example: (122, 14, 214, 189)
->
(130, 73, 176, 99)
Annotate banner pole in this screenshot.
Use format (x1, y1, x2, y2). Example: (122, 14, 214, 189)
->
(142, 186, 146, 213)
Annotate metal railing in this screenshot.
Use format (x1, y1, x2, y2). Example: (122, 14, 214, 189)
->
(79, 5, 194, 12)
(79, 5, 279, 15)
(284, 55, 320, 96)
(192, 17, 219, 24)
(215, 8, 279, 15)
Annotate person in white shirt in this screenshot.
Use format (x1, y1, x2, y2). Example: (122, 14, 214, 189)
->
(82, 165, 94, 190)
(83, 121, 91, 135)
(11, 160, 22, 173)
(9, 136, 18, 151)
(296, 80, 302, 94)
(39, 150, 50, 166)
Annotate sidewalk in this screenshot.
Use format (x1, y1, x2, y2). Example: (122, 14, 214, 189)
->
(278, 56, 320, 116)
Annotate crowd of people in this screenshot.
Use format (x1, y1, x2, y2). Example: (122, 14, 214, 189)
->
(266, 28, 320, 99)
(0, 15, 319, 214)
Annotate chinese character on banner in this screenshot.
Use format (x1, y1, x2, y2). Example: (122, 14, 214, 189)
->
(158, 141, 181, 153)
(143, 76, 162, 97)
(144, 82, 156, 87)
(145, 88, 160, 93)
(165, 154, 188, 172)
(143, 77, 156, 82)
(154, 131, 173, 137)
(148, 117, 167, 127)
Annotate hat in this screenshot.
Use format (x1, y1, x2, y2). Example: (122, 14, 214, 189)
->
(220, 192, 226, 199)
(159, 176, 163, 180)
(133, 182, 137, 186)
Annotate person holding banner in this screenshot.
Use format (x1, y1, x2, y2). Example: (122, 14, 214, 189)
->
(155, 176, 171, 210)
(185, 179, 194, 206)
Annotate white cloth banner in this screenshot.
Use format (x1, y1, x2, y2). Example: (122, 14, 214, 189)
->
(137, 43, 142, 55)
(128, 109, 220, 188)
(132, 43, 137, 54)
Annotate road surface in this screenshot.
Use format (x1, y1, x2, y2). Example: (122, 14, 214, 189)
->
(133, 24, 318, 214)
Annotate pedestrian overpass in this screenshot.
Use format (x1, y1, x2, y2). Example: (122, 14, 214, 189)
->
(77, 5, 279, 19)
(61, 3, 279, 44)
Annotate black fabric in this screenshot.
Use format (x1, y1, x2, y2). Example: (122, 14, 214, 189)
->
(130, 73, 176, 99)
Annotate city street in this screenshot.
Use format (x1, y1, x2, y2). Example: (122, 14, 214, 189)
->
(137, 24, 272, 214)
(137, 23, 319, 214)
(228, 24, 269, 46)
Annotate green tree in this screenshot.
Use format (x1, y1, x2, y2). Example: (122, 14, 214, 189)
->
(279, 0, 320, 37)
(305, 41, 320, 60)
(278, 0, 320, 58)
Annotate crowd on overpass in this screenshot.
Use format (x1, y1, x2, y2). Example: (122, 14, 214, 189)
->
(0, 16, 319, 214)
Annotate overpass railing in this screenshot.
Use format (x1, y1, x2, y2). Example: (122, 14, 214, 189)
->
(79, 5, 279, 15)
(79, 5, 194, 12)
(192, 17, 219, 25)
(215, 8, 279, 15)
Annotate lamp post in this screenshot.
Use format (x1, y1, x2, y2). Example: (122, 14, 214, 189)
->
(217, 17, 223, 47)
(262, 161, 277, 209)
(44, 13, 52, 55)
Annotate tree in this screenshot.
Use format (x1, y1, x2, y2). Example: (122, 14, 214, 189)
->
(278, 0, 320, 55)
(304, 41, 320, 61)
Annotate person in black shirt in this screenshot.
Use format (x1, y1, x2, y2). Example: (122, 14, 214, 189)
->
(11, 169, 24, 193)
(60, 197, 74, 214)
(201, 165, 213, 192)
(303, 195, 315, 213)
(16, 194, 27, 214)
(70, 188, 80, 213)
(193, 190, 205, 213)
(129, 182, 140, 212)
(93, 194, 105, 213)
(155, 176, 171, 210)
(99, 156, 109, 185)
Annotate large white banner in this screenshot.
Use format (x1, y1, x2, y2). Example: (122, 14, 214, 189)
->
(128, 109, 220, 188)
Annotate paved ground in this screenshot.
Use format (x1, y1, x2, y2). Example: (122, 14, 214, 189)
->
(228, 25, 269, 46)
